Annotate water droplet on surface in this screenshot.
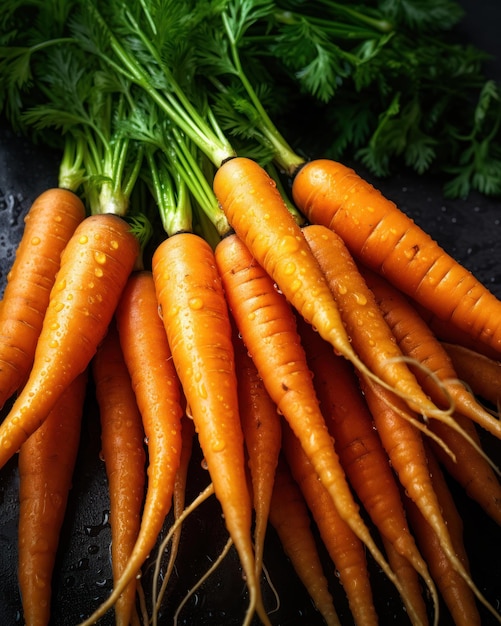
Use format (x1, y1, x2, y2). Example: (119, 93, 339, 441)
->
(31, 236, 41, 246)
(94, 251, 107, 265)
(188, 297, 203, 310)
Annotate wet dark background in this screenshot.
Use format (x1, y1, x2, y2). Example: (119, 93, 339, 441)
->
(1, 1, 501, 624)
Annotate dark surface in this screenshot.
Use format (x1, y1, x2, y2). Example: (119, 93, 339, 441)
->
(1, 2, 501, 625)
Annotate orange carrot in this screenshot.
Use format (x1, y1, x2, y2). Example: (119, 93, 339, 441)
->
(0, 188, 85, 409)
(18, 370, 88, 626)
(360, 376, 501, 622)
(269, 455, 341, 626)
(78, 270, 185, 625)
(214, 231, 404, 602)
(302, 223, 449, 421)
(151, 411, 195, 625)
(152, 232, 268, 626)
(92, 320, 146, 626)
(212, 157, 429, 417)
(412, 303, 501, 361)
(381, 538, 430, 626)
(292, 159, 501, 354)
(360, 265, 501, 440)
(441, 341, 501, 408)
(296, 314, 436, 625)
(357, 271, 501, 520)
(282, 422, 379, 626)
(405, 445, 481, 626)
(429, 413, 501, 526)
(0, 213, 138, 470)
(233, 324, 282, 581)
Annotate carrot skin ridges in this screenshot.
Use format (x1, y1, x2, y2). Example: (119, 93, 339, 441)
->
(282, 423, 379, 626)
(0, 213, 139, 470)
(92, 321, 146, 626)
(152, 233, 265, 626)
(0, 188, 85, 409)
(292, 159, 501, 353)
(441, 341, 501, 407)
(18, 370, 88, 626)
(269, 455, 341, 626)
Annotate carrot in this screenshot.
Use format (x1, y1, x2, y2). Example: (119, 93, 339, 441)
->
(152, 232, 269, 626)
(268, 455, 341, 626)
(232, 324, 282, 582)
(214, 231, 405, 603)
(292, 158, 501, 354)
(404, 445, 481, 626)
(151, 412, 195, 625)
(428, 412, 501, 526)
(0, 213, 138, 470)
(17, 370, 88, 626)
(92, 320, 146, 626)
(302, 223, 450, 422)
(360, 265, 501, 440)
(359, 376, 501, 622)
(381, 538, 430, 626)
(79, 270, 185, 625)
(212, 157, 429, 417)
(441, 341, 501, 408)
(296, 314, 437, 625)
(356, 270, 501, 521)
(282, 422, 379, 626)
(411, 302, 501, 361)
(0, 188, 85, 409)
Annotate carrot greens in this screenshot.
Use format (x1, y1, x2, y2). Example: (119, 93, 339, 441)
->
(1, 1, 501, 625)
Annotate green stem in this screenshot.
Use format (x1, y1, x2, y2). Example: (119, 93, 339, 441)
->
(145, 149, 192, 237)
(87, 3, 235, 167)
(221, 10, 305, 175)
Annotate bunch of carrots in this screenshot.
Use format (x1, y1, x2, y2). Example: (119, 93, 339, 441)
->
(0, 0, 501, 625)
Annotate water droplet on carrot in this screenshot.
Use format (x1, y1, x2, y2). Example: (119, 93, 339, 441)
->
(201, 458, 209, 470)
(79, 235, 88, 245)
(34, 574, 47, 589)
(280, 235, 300, 254)
(212, 439, 226, 452)
(284, 262, 296, 276)
(290, 278, 302, 292)
(189, 297, 203, 310)
(354, 293, 367, 305)
(31, 236, 41, 246)
(55, 279, 66, 291)
(54, 302, 64, 312)
(49, 340, 58, 348)
(110, 239, 119, 250)
(198, 383, 208, 399)
(338, 284, 348, 295)
(94, 251, 107, 265)
(95, 267, 104, 278)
